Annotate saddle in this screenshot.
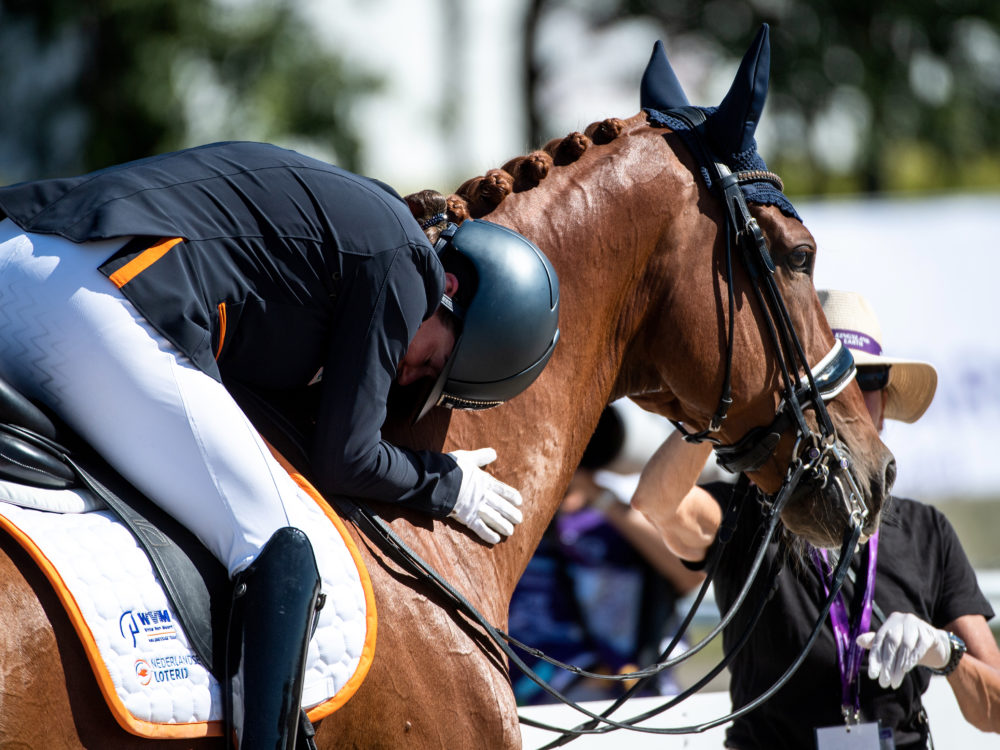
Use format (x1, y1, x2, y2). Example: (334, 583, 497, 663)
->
(0, 374, 376, 739)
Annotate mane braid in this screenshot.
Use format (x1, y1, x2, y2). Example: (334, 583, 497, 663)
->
(451, 118, 625, 220)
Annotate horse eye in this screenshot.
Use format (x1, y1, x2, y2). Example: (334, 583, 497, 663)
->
(787, 249, 811, 271)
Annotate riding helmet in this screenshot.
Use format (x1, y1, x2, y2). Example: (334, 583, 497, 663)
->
(416, 219, 560, 420)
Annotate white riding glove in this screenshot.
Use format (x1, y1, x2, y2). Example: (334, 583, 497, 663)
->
(856, 611, 952, 689)
(447, 448, 523, 544)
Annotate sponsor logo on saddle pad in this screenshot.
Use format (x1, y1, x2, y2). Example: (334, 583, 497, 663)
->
(120, 608, 178, 647)
(134, 654, 197, 684)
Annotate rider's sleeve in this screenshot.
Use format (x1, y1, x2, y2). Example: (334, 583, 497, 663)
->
(309, 243, 462, 516)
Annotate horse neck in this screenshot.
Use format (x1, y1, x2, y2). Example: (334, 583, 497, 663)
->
(441, 119, 693, 608)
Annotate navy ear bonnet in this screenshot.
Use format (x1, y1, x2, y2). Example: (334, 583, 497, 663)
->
(641, 24, 800, 222)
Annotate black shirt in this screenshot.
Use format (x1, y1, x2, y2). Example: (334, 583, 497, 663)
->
(0, 142, 462, 515)
(700, 483, 992, 749)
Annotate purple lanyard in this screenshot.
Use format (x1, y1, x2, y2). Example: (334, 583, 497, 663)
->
(810, 529, 879, 722)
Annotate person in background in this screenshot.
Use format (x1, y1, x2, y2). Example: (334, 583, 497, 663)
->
(509, 403, 703, 705)
(631, 289, 1000, 748)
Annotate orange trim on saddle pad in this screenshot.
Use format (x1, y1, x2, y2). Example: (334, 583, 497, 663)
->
(0, 454, 377, 739)
(0, 512, 222, 739)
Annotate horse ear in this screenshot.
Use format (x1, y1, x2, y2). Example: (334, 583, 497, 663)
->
(640, 40, 689, 111)
(708, 23, 771, 155)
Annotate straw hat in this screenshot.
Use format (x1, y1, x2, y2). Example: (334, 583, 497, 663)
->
(818, 289, 937, 423)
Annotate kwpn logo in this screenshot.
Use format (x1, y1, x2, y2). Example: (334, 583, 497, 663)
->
(136, 609, 171, 627)
(120, 611, 140, 648)
(135, 659, 152, 686)
(120, 609, 177, 646)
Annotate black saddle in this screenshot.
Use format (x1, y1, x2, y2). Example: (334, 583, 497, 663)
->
(0, 376, 228, 679)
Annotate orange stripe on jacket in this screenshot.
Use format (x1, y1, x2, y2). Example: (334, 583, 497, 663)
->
(108, 237, 183, 288)
(214, 302, 227, 360)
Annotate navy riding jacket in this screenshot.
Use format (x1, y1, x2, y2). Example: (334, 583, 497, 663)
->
(0, 141, 461, 515)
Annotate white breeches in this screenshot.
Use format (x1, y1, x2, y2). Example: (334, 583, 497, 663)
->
(0, 219, 314, 575)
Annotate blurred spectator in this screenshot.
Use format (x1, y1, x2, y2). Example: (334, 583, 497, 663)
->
(509, 403, 703, 705)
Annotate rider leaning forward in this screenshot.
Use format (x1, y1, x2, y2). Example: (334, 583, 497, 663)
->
(0, 141, 559, 749)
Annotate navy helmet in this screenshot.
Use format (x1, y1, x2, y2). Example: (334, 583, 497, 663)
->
(417, 219, 560, 420)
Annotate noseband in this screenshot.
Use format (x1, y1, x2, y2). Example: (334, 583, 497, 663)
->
(663, 106, 867, 529)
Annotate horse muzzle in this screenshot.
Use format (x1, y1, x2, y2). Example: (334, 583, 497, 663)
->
(780, 438, 892, 549)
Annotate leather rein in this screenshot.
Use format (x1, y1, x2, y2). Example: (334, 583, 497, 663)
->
(334, 477, 862, 743)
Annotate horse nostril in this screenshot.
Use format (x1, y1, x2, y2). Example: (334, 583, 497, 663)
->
(883, 457, 897, 497)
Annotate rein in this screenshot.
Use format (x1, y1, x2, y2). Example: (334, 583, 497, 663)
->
(333, 471, 862, 741)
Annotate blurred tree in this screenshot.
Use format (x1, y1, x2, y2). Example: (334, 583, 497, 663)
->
(0, 0, 378, 182)
(523, 0, 1000, 195)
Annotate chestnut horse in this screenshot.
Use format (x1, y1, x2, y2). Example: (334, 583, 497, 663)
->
(0, 27, 894, 749)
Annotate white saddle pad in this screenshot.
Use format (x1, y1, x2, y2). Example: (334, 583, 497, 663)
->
(0, 468, 376, 740)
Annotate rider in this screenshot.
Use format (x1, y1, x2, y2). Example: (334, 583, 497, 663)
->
(0, 141, 559, 749)
(631, 289, 1000, 748)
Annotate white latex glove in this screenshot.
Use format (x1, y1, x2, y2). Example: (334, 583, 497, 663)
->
(447, 448, 524, 544)
(856, 611, 952, 689)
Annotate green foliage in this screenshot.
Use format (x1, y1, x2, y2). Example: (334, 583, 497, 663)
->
(0, 0, 378, 181)
(532, 0, 1000, 194)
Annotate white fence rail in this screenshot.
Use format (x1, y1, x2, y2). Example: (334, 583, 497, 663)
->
(519, 678, 995, 748)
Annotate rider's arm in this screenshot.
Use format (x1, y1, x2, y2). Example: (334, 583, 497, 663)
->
(313, 244, 461, 516)
(630, 431, 721, 562)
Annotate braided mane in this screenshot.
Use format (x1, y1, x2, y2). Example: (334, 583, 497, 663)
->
(406, 117, 626, 238)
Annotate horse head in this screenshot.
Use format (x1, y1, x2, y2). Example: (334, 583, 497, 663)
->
(626, 24, 894, 547)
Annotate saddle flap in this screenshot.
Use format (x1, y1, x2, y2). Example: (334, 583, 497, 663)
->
(0, 375, 58, 439)
(0, 426, 76, 489)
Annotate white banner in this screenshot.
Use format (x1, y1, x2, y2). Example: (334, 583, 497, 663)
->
(803, 193, 1000, 501)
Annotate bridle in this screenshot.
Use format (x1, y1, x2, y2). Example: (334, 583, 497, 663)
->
(662, 106, 868, 531)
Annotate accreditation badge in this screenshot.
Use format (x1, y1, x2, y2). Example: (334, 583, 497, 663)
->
(815, 721, 894, 750)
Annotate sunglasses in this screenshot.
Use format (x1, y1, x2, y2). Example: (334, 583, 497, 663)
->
(856, 366, 890, 392)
